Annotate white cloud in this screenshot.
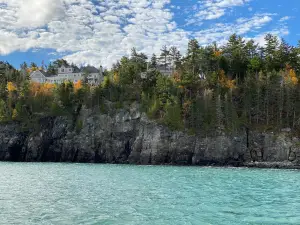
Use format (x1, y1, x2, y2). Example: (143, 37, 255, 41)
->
(250, 26, 290, 46)
(236, 14, 273, 34)
(193, 14, 278, 46)
(207, 0, 250, 8)
(0, 0, 188, 67)
(0, 0, 65, 29)
(16, 0, 65, 28)
(186, 0, 251, 25)
(279, 16, 291, 22)
(0, 0, 291, 68)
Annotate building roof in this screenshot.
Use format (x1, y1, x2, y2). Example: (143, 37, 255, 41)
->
(81, 66, 99, 73)
(60, 64, 71, 69)
(39, 70, 50, 77)
(31, 70, 52, 77)
(73, 66, 81, 73)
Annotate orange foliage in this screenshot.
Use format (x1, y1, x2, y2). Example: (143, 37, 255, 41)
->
(7, 82, 17, 92)
(30, 82, 40, 96)
(290, 70, 298, 85)
(27, 67, 41, 73)
(74, 80, 83, 92)
(30, 82, 56, 96)
(283, 67, 298, 86)
(42, 83, 56, 95)
(218, 70, 236, 89)
(214, 51, 222, 57)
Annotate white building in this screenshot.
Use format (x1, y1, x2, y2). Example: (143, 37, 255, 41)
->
(140, 62, 173, 79)
(30, 65, 104, 85)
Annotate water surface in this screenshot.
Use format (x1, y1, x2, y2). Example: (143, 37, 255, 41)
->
(0, 163, 299, 225)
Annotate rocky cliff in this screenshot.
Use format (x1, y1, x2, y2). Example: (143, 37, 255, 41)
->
(1, 104, 300, 168)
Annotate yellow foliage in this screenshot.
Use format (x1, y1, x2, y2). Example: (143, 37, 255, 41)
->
(30, 82, 40, 96)
(42, 83, 56, 95)
(64, 80, 70, 86)
(113, 72, 119, 84)
(74, 80, 83, 92)
(218, 70, 236, 89)
(289, 69, 298, 85)
(30, 82, 56, 96)
(7, 82, 17, 92)
(226, 79, 236, 89)
(291, 76, 298, 85)
(283, 68, 298, 85)
(26, 67, 41, 73)
(12, 108, 18, 120)
(214, 51, 222, 57)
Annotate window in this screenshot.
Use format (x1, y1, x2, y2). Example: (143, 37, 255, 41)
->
(69, 69, 72, 72)
(61, 69, 64, 72)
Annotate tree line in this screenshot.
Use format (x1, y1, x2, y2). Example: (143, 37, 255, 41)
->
(1, 34, 300, 135)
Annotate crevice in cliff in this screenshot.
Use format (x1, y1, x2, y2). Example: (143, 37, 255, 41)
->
(94, 142, 104, 163)
(21, 146, 28, 161)
(164, 152, 171, 164)
(124, 140, 131, 158)
(40, 140, 53, 162)
(8, 134, 27, 162)
(246, 127, 249, 148)
(188, 152, 194, 165)
(148, 152, 152, 164)
(72, 149, 79, 162)
(9, 145, 22, 162)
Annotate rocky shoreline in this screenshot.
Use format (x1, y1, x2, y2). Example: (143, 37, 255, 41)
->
(0, 105, 300, 169)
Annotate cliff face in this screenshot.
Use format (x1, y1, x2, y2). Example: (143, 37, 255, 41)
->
(1, 104, 300, 168)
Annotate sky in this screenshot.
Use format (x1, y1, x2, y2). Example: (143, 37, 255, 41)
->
(0, 0, 299, 69)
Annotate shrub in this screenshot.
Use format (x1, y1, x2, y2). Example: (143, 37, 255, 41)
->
(163, 102, 184, 131)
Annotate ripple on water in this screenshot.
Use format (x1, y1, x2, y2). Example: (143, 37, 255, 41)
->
(0, 163, 300, 225)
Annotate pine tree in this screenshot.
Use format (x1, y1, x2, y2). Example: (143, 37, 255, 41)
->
(264, 34, 280, 72)
(160, 45, 170, 72)
(0, 99, 7, 122)
(186, 39, 200, 77)
(150, 54, 157, 69)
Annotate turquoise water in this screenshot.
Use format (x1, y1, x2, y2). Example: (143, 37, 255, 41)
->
(0, 163, 300, 225)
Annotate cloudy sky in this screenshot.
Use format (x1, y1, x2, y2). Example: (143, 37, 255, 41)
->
(0, 0, 299, 68)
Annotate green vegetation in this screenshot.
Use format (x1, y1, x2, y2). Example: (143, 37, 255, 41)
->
(2, 34, 300, 135)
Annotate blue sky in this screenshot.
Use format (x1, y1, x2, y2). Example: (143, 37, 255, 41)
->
(0, 0, 299, 68)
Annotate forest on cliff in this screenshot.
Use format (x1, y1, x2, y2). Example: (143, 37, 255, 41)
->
(1, 34, 300, 135)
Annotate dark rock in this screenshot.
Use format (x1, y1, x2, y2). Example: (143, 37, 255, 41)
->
(0, 106, 299, 169)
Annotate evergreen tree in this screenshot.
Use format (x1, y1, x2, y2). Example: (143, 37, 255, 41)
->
(160, 45, 170, 71)
(150, 54, 157, 69)
(186, 39, 200, 77)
